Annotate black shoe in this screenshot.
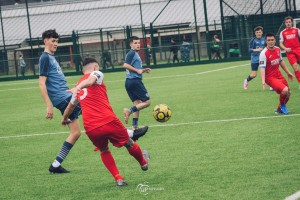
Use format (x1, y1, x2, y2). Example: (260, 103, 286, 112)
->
(116, 180, 128, 187)
(132, 126, 149, 141)
(49, 165, 70, 174)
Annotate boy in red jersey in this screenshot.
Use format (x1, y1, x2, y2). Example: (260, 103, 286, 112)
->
(279, 16, 300, 83)
(260, 33, 294, 114)
(61, 58, 149, 186)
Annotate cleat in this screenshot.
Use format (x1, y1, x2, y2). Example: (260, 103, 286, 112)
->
(280, 104, 289, 115)
(116, 180, 128, 187)
(123, 108, 131, 124)
(243, 79, 248, 90)
(132, 126, 149, 141)
(49, 164, 70, 174)
(275, 108, 283, 114)
(141, 150, 150, 171)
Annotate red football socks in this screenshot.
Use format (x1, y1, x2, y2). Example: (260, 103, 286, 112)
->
(100, 150, 123, 181)
(127, 142, 147, 166)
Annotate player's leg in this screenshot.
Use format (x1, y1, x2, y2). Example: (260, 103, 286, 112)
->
(124, 139, 149, 171)
(124, 80, 150, 125)
(88, 124, 127, 186)
(244, 63, 258, 89)
(287, 52, 300, 83)
(270, 78, 290, 114)
(49, 101, 81, 174)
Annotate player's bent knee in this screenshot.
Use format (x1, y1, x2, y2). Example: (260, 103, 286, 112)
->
(100, 147, 109, 152)
(124, 138, 134, 148)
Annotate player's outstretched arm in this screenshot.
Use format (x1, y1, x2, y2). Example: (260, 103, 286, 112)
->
(260, 67, 266, 90)
(38, 76, 54, 119)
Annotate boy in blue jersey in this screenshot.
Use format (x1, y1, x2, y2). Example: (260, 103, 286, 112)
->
(244, 26, 267, 90)
(123, 36, 151, 130)
(38, 29, 82, 173)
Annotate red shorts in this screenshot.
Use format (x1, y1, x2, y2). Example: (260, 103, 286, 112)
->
(266, 75, 289, 94)
(86, 118, 129, 150)
(286, 47, 300, 65)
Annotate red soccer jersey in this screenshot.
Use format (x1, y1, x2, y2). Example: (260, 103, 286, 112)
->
(259, 46, 282, 79)
(280, 27, 300, 49)
(76, 71, 116, 133)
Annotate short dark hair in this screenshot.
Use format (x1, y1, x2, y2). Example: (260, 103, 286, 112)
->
(265, 32, 275, 38)
(130, 36, 139, 43)
(284, 16, 293, 22)
(254, 26, 263, 32)
(82, 57, 99, 66)
(42, 29, 59, 40)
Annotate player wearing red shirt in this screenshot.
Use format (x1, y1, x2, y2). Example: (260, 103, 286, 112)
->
(61, 58, 149, 186)
(260, 33, 294, 114)
(279, 16, 300, 83)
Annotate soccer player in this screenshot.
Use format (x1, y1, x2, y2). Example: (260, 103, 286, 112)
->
(279, 16, 300, 84)
(244, 26, 266, 90)
(61, 58, 150, 186)
(259, 33, 294, 114)
(38, 30, 147, 173)
(123, 36, 151, 130)
(38, 29, 82, 174)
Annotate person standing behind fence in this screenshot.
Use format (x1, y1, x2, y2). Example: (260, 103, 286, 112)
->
(180, 40, 191, 62)
(211, 35, 222, 60)
(279, 16, 300, 87)
(169, 39, 179, 63)
(19, 55, 26, 79)
(243, 26, 266, 90)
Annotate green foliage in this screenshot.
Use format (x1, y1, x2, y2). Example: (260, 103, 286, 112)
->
(0, 60, 300, 200)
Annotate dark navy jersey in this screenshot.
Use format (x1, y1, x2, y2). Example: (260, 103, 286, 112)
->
(249, 37, 266, 63)
(125, 49, 143, 79)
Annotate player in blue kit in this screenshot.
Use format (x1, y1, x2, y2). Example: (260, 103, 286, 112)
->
(123, 36, 151, 130)
(244, 26, 267, 90)
(38, 29, 82, 173)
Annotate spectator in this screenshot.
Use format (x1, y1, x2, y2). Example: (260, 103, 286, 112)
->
(19, 54, 26, 79)
(169, 39, 179, 63)
(211, 35, 222, 60)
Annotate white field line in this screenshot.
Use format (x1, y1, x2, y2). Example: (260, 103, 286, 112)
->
(0, 64, 248, 92)
(0, 113, 299, 139)
(285, 191, 300, 200)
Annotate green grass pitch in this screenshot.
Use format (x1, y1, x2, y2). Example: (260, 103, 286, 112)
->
(0, 60, 300, 200)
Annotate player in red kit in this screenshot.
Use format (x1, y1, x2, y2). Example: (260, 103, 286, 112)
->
(260, 33, 294, 114)
(279, 16, 300, 83)
(61, 58, 149, 187)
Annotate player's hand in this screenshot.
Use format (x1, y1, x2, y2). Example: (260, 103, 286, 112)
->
(61, 118, 72, 126)
(286, 48, 292, 52)
(136, 69, 143, 74)
(262, 83, 266, 90)
(46, 106, 53, 120)
(143, 68, 151, 73)
(257, 48, 263, 52)
(288, 73, 294, 81)
(67, 87, 80, 98)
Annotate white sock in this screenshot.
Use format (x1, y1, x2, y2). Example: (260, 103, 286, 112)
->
(127, 129, 133, 138)
(52, 160, 61, 168)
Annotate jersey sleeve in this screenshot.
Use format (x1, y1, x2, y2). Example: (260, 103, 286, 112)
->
(90, 71, 104, 85)
(39, 54, 50, 76)
(279, 31, 284, 42)
(259, 50, 267, 68)
(125, 50, 135, 65)
(249, 38, 255, 53)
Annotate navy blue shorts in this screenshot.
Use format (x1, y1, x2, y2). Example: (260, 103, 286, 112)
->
(251, 63, 259, 71)
(55, 96, 82, 121)
(125, 78, 150, 102)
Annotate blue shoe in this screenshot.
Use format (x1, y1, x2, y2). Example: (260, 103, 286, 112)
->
(275, 108, 282, 114)
(280, 104, 289, 115)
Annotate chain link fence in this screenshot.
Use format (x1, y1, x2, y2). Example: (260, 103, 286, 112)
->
(0, 0, 298, 80)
